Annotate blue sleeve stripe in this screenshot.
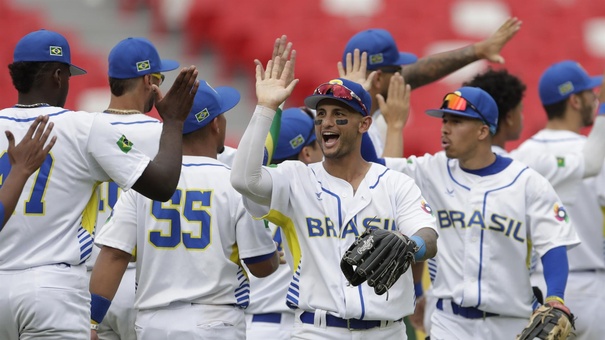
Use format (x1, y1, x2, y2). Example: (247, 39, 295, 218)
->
(242, 251, 275, 264)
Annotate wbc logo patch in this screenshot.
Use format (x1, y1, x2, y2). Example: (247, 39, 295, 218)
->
(136, 60, 151, 72)
(195, 108, 210, 122)
(49, 46, 63, 56)
(553, 203, 569, 223)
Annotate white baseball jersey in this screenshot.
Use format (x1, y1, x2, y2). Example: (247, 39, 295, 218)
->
(218, 145, 237, 166)
(242, 161, 437, 321)
(0, 106, 150, 270)
(385, 153, 580, 317)
(95, 156, 276, 310)
(246, 223, 294, 315)
(513, 130, 605, 271)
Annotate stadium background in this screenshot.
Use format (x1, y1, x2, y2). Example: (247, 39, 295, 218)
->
(3, 0, 603, 338)
(4, 0, 605, 156)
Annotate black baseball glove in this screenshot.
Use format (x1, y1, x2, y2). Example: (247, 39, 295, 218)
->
(340, 228, 418, 295)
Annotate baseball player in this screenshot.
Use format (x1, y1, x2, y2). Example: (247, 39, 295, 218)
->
(513, 61, 605, 340)
(372, 86, 580, 340)
(245, 107, 323, 340)
(91, 37, 180, 340)
(0, 29, 198, 339)
(0, 116, 56, 228)
(90, 80, 280, 340)
(341, 17, 521, 157)
(463, 68, 527, 156)
(231, 44, 438, 339)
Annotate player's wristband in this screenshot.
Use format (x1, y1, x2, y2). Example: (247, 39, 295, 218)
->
(410, 235, 426, 261)
(414, 282, 424, 298)
(90, 293, 112, 324)
(90, 322, 99, 331)
(599, 103, 605, 115)
(545, 296, 565, 305)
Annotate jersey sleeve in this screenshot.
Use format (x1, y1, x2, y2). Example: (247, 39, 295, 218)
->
(525, 171, 581, 257)
(86, 115, 151, 190)
(393, 175, 438, 237)
(510, 149, 584, 187)
(234, 196, 276, 260)
(95, 189, 139, 254)
(241, 162, 298, 220)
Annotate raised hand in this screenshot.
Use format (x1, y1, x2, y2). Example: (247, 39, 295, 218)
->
(378, 73, 411, 130)
(337, 49, 377, 91)
(255, 35, 297, 86)
(154, 66, 200, 122)
(256, 55, 299, 111)
(474, 17, 522, 64)
(6, 115, 56, 176)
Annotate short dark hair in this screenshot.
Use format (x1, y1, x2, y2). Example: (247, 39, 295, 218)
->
(463, 68, 526, 133)
(108, 77, 139, 96)
(542, 100, 567, 120)
(8, 61, 60, 93)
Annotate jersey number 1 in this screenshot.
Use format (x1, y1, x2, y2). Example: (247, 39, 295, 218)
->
(0, 152, 54, 214)
(149, 189, 212, 250)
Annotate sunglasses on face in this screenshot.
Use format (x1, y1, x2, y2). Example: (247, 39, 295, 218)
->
(441, 92, 491, 129)
(314, 83, 369, 116)
(151, 73, 165, 85)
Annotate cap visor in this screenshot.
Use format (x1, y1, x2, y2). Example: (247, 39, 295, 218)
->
(396, 52, 418, 65)
(587, 75, 603, 89)
(215, 86, 241, 114)
(159, 59, 180, 73)
(69, 65, 87, 76)
(425, 108, 481, 120)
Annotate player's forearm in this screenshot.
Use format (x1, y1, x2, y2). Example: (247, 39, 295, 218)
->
(381, 126, 404, 158)
(0, 168, 30, 228)
(582, 112, 605, 178)
(541, 246, 568, 301)
(132, 119, 183, 201)
(402, 46, 477, 90)
(411, 262, 425, 298)
(90, 246, 131, 301)
(230, 105, 275, 206)
(412, 227, 438, 261)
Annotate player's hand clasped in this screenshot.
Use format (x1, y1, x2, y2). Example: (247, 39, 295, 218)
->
(340, 228, 418, 296)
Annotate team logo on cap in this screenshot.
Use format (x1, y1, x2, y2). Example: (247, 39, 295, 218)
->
(136, 60, 151, 72)
(369, 53, 384, 65)
(558, 81, 574, 96)
(289, 134, 305, 149)
(195, 108, 210, 122)
(49, 46, 63, 56)
(553, 203, 569, 223)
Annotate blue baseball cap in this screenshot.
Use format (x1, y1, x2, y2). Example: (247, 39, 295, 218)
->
(343, 29, 418, 71)
(304, 78, 372, 116)
(13, 29, 86, 76)
(183, 81, 241, 134)
(108, 37, 179, 79)
(538, 60, 602, 105)
(274, 108, 317, 160)
(426, 86, 499, 135)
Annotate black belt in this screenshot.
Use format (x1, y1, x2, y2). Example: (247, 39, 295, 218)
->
(436, 299, 499, 319)
(300, 311, 401, 330)
(251, 313, 282, 324)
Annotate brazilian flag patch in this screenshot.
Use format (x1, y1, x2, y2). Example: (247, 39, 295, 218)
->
(556, 157, 565, 167)
(117, 135, 133, 153)
(136, 60, 151, 72)
(49, 46, 63, 56)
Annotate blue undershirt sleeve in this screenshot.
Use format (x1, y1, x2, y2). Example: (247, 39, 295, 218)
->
(541, 246, 568, 300)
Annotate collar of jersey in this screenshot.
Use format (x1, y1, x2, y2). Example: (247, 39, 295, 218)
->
(460, 154, 512, 177)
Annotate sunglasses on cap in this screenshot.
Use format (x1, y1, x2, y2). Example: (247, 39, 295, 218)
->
(441, 92, 491, 128)
(314, 83, 369, 116)
(151, 73, 165, 85)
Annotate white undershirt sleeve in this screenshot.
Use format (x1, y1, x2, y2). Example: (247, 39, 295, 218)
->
(582, 115, 605, 178)
(230, 105, 275, 206)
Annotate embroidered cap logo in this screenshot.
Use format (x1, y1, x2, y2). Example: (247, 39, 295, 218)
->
(195, 108, 210, 123)
(49, 46, 63, 56)
(136, 60, 151, 72)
